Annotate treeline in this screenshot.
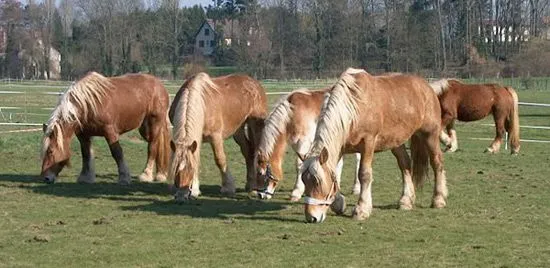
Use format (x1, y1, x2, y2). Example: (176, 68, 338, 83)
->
(1, 0, 550, 80)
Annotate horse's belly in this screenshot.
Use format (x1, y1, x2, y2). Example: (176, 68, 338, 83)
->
(457, 107, 490, 122)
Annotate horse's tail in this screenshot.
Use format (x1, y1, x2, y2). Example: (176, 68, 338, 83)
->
(505, 87, 520, 154)
(257, 92, 294, 159)
(429, 79, 450, 96)
(410, 134, 431, 189)
(156, 113, 171, 177)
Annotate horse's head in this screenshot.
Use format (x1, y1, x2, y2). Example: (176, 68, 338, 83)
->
(254, 150, 277, 199)
(170, 140, 199, 202)
(301, 147, 338, 223)
(40, 123, 72, 184)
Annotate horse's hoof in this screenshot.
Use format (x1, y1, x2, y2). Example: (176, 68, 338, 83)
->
(330, 194, 346, 215)
(351, 187, 361, 196)
(77, 175, 95, 184)
(155, 173, 167, 182)
(399, 202, 414, 210)
(431, 196, 447, 209)
(118, 178, 131, 186)
(220, 186, 236, 197)
(138, 173, 154, 183)
(352, 206, 371, 221)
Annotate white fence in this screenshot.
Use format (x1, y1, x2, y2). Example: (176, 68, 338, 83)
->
(1, 88, 550, 145)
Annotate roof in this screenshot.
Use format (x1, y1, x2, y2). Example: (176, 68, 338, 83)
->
(194, 19, 217, 39)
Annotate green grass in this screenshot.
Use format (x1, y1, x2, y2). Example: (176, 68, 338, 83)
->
(1, 80, 550, 267)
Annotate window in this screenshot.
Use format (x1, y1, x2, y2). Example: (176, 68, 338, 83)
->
(205, 28, 210, 36)
(210, 40, 215, 47)
(199, 40, 204, 48)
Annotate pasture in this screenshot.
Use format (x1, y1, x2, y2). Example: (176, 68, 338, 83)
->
(1, 79, 550, 267)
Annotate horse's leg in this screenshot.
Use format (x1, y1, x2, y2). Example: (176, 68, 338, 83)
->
(486, 112, 506, 153)
(233, 126, 255, 192)
(138, 121, 155, 182)
(246, 118, 266, 191)
(391, 145, 415, 210)
(76, 135, 95, 184)
(426, 131, 448, 208)
(289, 138, 313, 201)
(352, 153, 361, 195)
(211, 134, 236, 196)
(352, 144, 375, 221)
(440, 111, 456, 152)
(107, 140, 131, 185)
(447, 120, 458, 152)
(329, 155, 347, 215)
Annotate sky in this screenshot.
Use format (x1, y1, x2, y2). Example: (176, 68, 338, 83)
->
(30, 0, 212, 8)
(183, 0, 211, 7)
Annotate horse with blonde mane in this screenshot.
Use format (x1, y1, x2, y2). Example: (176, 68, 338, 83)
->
(169, 72, 267, 202)
(255, 88, 362, 201)
(41, 72, 171, 185)
(430, 79, 520, 154)
(301, 68, 448, 223)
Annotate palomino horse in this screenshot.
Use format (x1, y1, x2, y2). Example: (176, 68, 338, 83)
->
(41, 72, 171, 184)
(255, 88, 361, 201)
(169, 72, 267, 202)
(430, 79, 520, 154)
(301, 68, 448, 223)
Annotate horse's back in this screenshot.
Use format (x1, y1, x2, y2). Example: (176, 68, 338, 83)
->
(100, 73, 168, 134)
(350, 73, 440, 151)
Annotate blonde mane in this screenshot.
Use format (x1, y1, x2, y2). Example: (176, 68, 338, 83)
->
(258, 88, 312, 158)
(429, 78, 460, 96)
(41, 72, 112, 158)
(169, 72, 219, 178)
(307, 68, 365, 170)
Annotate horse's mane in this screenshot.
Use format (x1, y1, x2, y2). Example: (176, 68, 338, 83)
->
(429, 78, 461, 96)
(169, 72, 219, 179)
(41, 72, 112, 158)
(171, 72, 218, 144)
(258, 88, 312, 158)
(307, 68, 365, 170)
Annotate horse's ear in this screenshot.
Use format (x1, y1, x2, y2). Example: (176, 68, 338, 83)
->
(42, 123, 47, 133)
(189, 141, 198, 153)
(170, 141, 176, 152)
(319, 147, 329, 165)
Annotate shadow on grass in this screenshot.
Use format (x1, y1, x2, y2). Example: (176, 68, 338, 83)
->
(0, 173, 294, 221)
(120, 198, 301, 222)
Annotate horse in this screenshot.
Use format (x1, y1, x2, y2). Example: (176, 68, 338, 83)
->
(430, 79, 520, 154)
(300, 68, 448, 223)
(40, 72, 171, 185)
(169, 72, 267, 202)
(255, 88, 361, 201)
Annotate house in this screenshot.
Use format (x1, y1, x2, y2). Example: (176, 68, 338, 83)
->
(194, 19, 217, 56)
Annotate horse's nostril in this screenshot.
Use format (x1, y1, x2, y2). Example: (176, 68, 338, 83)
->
(43, 177, 55, 184)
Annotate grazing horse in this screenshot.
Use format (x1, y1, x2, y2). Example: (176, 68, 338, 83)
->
(255, 88, 361, 201)
(40, 72, 171, 185)
(169, 72, 267, 202)
(301, 68, 448, 223)
(430, 79, 520, 154)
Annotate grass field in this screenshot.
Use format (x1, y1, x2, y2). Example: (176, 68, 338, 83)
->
(1, 79, 550, 267)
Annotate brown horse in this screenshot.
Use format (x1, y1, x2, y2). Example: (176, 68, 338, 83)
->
(430, 79, 520, 154)
(300, 68, 448, 223)
(255, 88, 361, 201)
(41, 72, 171, 185)
(169, 72, 267, 202)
